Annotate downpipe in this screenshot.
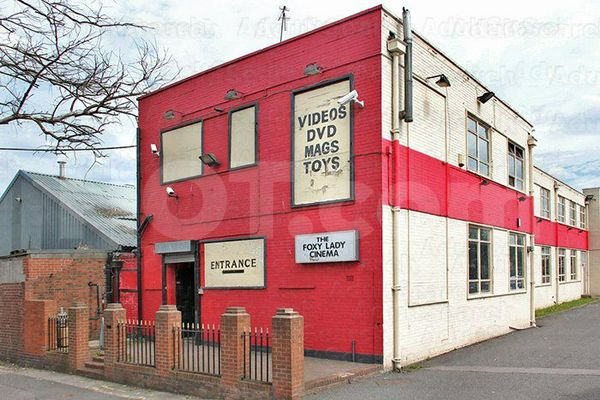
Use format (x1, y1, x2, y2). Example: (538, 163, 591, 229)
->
(527, 135, 537, 327)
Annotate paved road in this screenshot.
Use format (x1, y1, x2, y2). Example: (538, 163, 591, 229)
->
(306, 300, 600, 400)
(0, 363, 205, 399)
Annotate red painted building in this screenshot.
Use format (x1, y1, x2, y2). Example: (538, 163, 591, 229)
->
(136, 6, 591, 367)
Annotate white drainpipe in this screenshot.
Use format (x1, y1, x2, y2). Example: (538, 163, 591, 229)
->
(527, 135, 537, 327)
(387, 36, 405, 371)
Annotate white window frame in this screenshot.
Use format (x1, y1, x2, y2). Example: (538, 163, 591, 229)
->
(468, 225, 492, 295)
(580, 205, 586, 229)
(557, 196, 566, 223)
(509, 233, 526, 291)
(507, 142, 524, 190)
(558, 248, 566, 282)
(541, 246, 551, 285)
(540, 187, 551, 219)
(467, 116, 491, 177)
(570, 250, 578, 281)
(569, 201, 577, 226)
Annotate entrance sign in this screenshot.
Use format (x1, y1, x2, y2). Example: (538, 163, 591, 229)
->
(204, 238, 265, 288)
(292, 77, 353, 206)
(295, 230, 359, 263)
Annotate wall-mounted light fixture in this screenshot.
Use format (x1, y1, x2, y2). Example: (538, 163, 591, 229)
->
(224, 89, 241, 101)
(150, 143, 160, 157)
(457, 154, 465, 168)
(478, 91, 495, 104)
(585, 194, 595, 203)
(516, 217, 522, 227)
(164, 110, 183, 120)
(518, 196, 527, 202)
(199, 153, 220, 167)
(480, 179, 490, 186)
(537, 217, 543, 223)
(166, 187, 177, 198)
(426, 74, 451, 87)
(214, 107, 224, 113)
(304, 63, 323, 76)
(15, 197, 22, 203)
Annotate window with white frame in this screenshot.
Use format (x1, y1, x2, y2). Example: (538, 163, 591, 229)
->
(467, 116, 490, 176)
(580, 205, 586, 229)
(569, 201, 577, 226)
(541, 246, 551, 284)
(557, 196, 566, 223)
(570, 250, 578, 280)
(540, 187, 551, 219)
(509, 233, 526, 290)
(508, 142, 524, 190)
(468, 225, 492, 295)
(558, 248, 566, 282)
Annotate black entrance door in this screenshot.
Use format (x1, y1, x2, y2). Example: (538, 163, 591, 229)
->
(175, 263, 195, 325)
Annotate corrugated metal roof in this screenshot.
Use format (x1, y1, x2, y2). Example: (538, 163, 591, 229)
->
(22, 171, 136, 248)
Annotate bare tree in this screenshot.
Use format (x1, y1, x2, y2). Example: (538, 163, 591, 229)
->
(0, 0, 178, 154)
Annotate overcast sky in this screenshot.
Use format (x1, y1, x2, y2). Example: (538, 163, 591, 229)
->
(1, 0, 599, 193)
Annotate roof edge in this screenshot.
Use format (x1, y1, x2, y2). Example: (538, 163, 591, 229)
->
(534, 165, 586, 196)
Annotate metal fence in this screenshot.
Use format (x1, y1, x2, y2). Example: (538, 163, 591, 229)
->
(173, 323, 220, 376)
(242, 328, 271, 383)
(117, 320, 156, 367)
(47, 315, 69, 352)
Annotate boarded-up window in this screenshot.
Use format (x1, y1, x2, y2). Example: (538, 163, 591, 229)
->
(161, 122, 203, 183)
(229, 105, 257, 169)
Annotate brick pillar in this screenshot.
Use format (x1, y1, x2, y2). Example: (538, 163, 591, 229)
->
(272, 308, 304, 400)
(23, 299, 57, 356)
(103, 303, 126, 379)
(220, 306, 251, 392)
(155, 304, 181, 376)
(67, 301, 89, 371)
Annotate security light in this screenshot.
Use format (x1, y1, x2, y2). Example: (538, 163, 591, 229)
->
(337, 90, 364, 108)
(518, 196, 527, 202)
(150, 143, 159, 156)
(224, 89, 240, 101)
(480, 179, 490, 186)
(478, 91, 495, 104)
(214, 107, 224, 113)
(426, 74, 451, 88)
(199, 153, 220, 167)
(164, 110, 176, 120)
(585, 194, 594, 203)
(166, 187, 177, 198)
(304, 63, 323, 76)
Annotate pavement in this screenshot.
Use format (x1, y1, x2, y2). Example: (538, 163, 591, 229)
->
(305, 300, 600, 400)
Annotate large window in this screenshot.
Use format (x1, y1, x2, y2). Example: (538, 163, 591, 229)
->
(540, 187, 551, 219)
(570, 250, 578, 280)
(541, 246, 551, 284)
(468, 226, 492, 295)
(508, 142, 524, 190)
(467, 116, 490, 176)
(557, 196, 566, 223)
(558, 248, 566, 282)
(509, 233, 526, 290)
(569, 201, 577, 226)
(161, 121, 203, 183)
(229, 104, 257, 169)
(580, 205, 586, 229)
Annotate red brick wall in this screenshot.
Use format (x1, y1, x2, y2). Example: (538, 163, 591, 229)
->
(0, 282, 24, 360)
(23, 253, 107, 339)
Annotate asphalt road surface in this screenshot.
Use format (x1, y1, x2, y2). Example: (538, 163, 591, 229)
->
(306, 300, 600, 400)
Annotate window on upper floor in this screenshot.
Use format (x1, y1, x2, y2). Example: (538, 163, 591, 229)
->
(508, 142, 524, 190)
(558, 248, 566, 282)
(580, 205, 586, 229)
(569, 201, 577, 226)
(161, 121, 203, 184)
(540, 187, 551, 219)
(570, 250, 578, 280)
(509, 233, 526, 290)
(468, 225, 492, 295)
(557, 196, 566, 223)
(467, 116, 490, 177)
(541, 246, 551, 285)
(229, 104, 257, 169)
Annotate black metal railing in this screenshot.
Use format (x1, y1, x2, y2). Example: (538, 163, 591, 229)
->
(47, 315, 69, 352)
(242, 327, 271, 383)
(173, 323, 220, 376)
(117, 320, 156, 367)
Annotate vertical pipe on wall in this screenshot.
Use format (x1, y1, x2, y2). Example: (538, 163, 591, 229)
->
(527, 134, 537, 327)
(387, 33, 404, 371)
(136, 126, 143, 321)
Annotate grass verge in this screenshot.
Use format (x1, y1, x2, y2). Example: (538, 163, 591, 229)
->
(536, 297, 597, 319)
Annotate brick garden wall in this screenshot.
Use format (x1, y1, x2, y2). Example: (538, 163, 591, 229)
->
(0, 282, 25, 361)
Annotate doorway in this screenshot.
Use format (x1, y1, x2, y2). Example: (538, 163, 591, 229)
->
(175, 263, 195, 325)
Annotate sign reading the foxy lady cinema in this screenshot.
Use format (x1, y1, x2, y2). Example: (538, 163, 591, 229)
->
(295, 230, 359, 264)
(204, 238, 265, 289)
(292, 78, 353, 206)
